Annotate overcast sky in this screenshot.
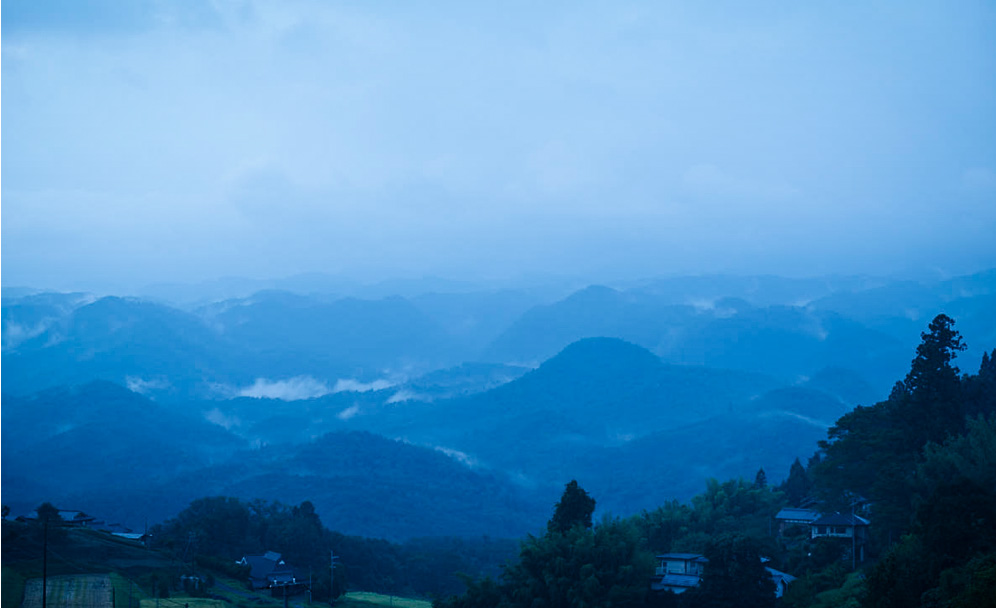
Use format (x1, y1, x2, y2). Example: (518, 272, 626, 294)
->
(3, 0, 995, 292)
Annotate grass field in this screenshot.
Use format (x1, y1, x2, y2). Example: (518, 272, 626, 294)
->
(19, 574, 113, 608)
(2, 567, 29, 608)
(139, 598, 227, 608)
(337, 592, 432, 608)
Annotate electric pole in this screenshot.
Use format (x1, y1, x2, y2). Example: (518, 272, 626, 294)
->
(330, 550, 339, 606)
(42, 518, 48, 608)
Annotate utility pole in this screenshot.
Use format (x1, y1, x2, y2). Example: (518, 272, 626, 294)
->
(850, 501, 858, 571)
(42, 518, 48, 608)
(330, 550, 339, 606)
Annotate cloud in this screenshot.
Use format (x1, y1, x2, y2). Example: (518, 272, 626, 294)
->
(332, 378, 395, 393)
(434, 446, 479, 468)
(2, 321, 50, 350)
(337, 404, 361, 420)
(239, 376, 331, 400)
(126, 376, 170, 395)
(386, 390, 430, 404)
(205, 408, 241, 430)
(3, 1, 995, 288)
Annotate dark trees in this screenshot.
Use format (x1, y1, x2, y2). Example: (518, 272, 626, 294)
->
(548, 480, 596, 534)
(35, 502, 63, 523)
(779, 458, 811, 507)
(901, 313, 967, 447)
(814, 314, 972, 539)
(438, 481, 661, 608)
(753, 468, 767, 489)
(685, 534, 775, 608)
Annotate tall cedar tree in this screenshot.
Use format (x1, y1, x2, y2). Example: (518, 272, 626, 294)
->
(780, 458, 811, 507)
(901, 313, 966, 447)
(548, 480, 596, 534)
(815, 314, 968, 540)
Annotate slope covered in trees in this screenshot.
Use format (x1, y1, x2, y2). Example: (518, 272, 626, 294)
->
(434, 315, 996, 608)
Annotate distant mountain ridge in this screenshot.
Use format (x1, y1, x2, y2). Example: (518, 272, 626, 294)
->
(4, 271, 995, 540)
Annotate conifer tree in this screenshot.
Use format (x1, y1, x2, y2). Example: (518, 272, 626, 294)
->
(548, 480, 596, 534)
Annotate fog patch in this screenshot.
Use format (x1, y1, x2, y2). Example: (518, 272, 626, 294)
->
(386, 390, 431, 404)
(337, 404, 361, 420)
(333, 378, 395, 393)
(2, 321, 51, 350)
(771, 410, 829, 429)
(240, 376, 331, 400)
(205, 408, 241, 430)
(688, 297, 716, 312)
(808, 321, 829, 341)
(126, 376, 170, 395)
(435, 446, 479, 468)
(688, 298, 736, 318)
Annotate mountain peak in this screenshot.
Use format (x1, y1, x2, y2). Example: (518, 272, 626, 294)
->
(534, 337, 664, 380)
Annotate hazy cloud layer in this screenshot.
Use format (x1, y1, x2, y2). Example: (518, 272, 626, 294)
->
(3, 1, 995, 290)
(333, 378, 395, 394)
(239, 376, 331, 400)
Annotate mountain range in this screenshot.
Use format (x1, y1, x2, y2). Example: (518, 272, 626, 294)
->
(3, 270, 995, 539)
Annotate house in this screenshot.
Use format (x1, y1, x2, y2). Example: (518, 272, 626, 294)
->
(760, 557, 798, 599)
(57, 511, 96, 526)
(809, 512, 870, 540)
(237, 552, 306, 595)
(651, 553, 708, 594)
(651, 553, 796, 598)
(15, 509, 95, 527)
(809, 512, 870, 563)
(774, 508, 821, 536)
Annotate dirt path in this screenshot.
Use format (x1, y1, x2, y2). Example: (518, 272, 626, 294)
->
(21, 575, 114, 608)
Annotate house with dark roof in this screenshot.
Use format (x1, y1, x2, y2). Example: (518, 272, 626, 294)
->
(651, 553, 708, 594)
(810, 511, 870, 563)
(761, 557, 798, 598)
(774, 508, 821, 536)
(15, 509, 96, 527)
(237, 552, 306, 595)
(651, 553, 797, 599)
(809, 512, 869, 540)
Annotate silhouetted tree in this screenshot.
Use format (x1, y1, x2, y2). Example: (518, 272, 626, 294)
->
(902, 313, 967, 446)
(780, 458, 811, 507)
(35, 502, 62, 523)
(815, 315, 972, 540)
(753, 468, 767, 488)
(686, 534, 775, 608)
(548, 480, 596, 534)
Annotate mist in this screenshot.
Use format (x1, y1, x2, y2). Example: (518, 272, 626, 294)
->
(3, 1, 995, 293)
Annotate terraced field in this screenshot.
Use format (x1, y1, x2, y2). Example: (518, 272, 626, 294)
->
(21, 575, 113, 608)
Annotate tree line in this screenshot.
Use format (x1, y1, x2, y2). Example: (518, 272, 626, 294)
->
(151, 497, 518, 600)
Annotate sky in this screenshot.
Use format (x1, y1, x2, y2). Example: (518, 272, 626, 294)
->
(3, 0, 996, 292)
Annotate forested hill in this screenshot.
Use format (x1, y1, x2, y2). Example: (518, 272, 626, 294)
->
(433, 314, 996, 608)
